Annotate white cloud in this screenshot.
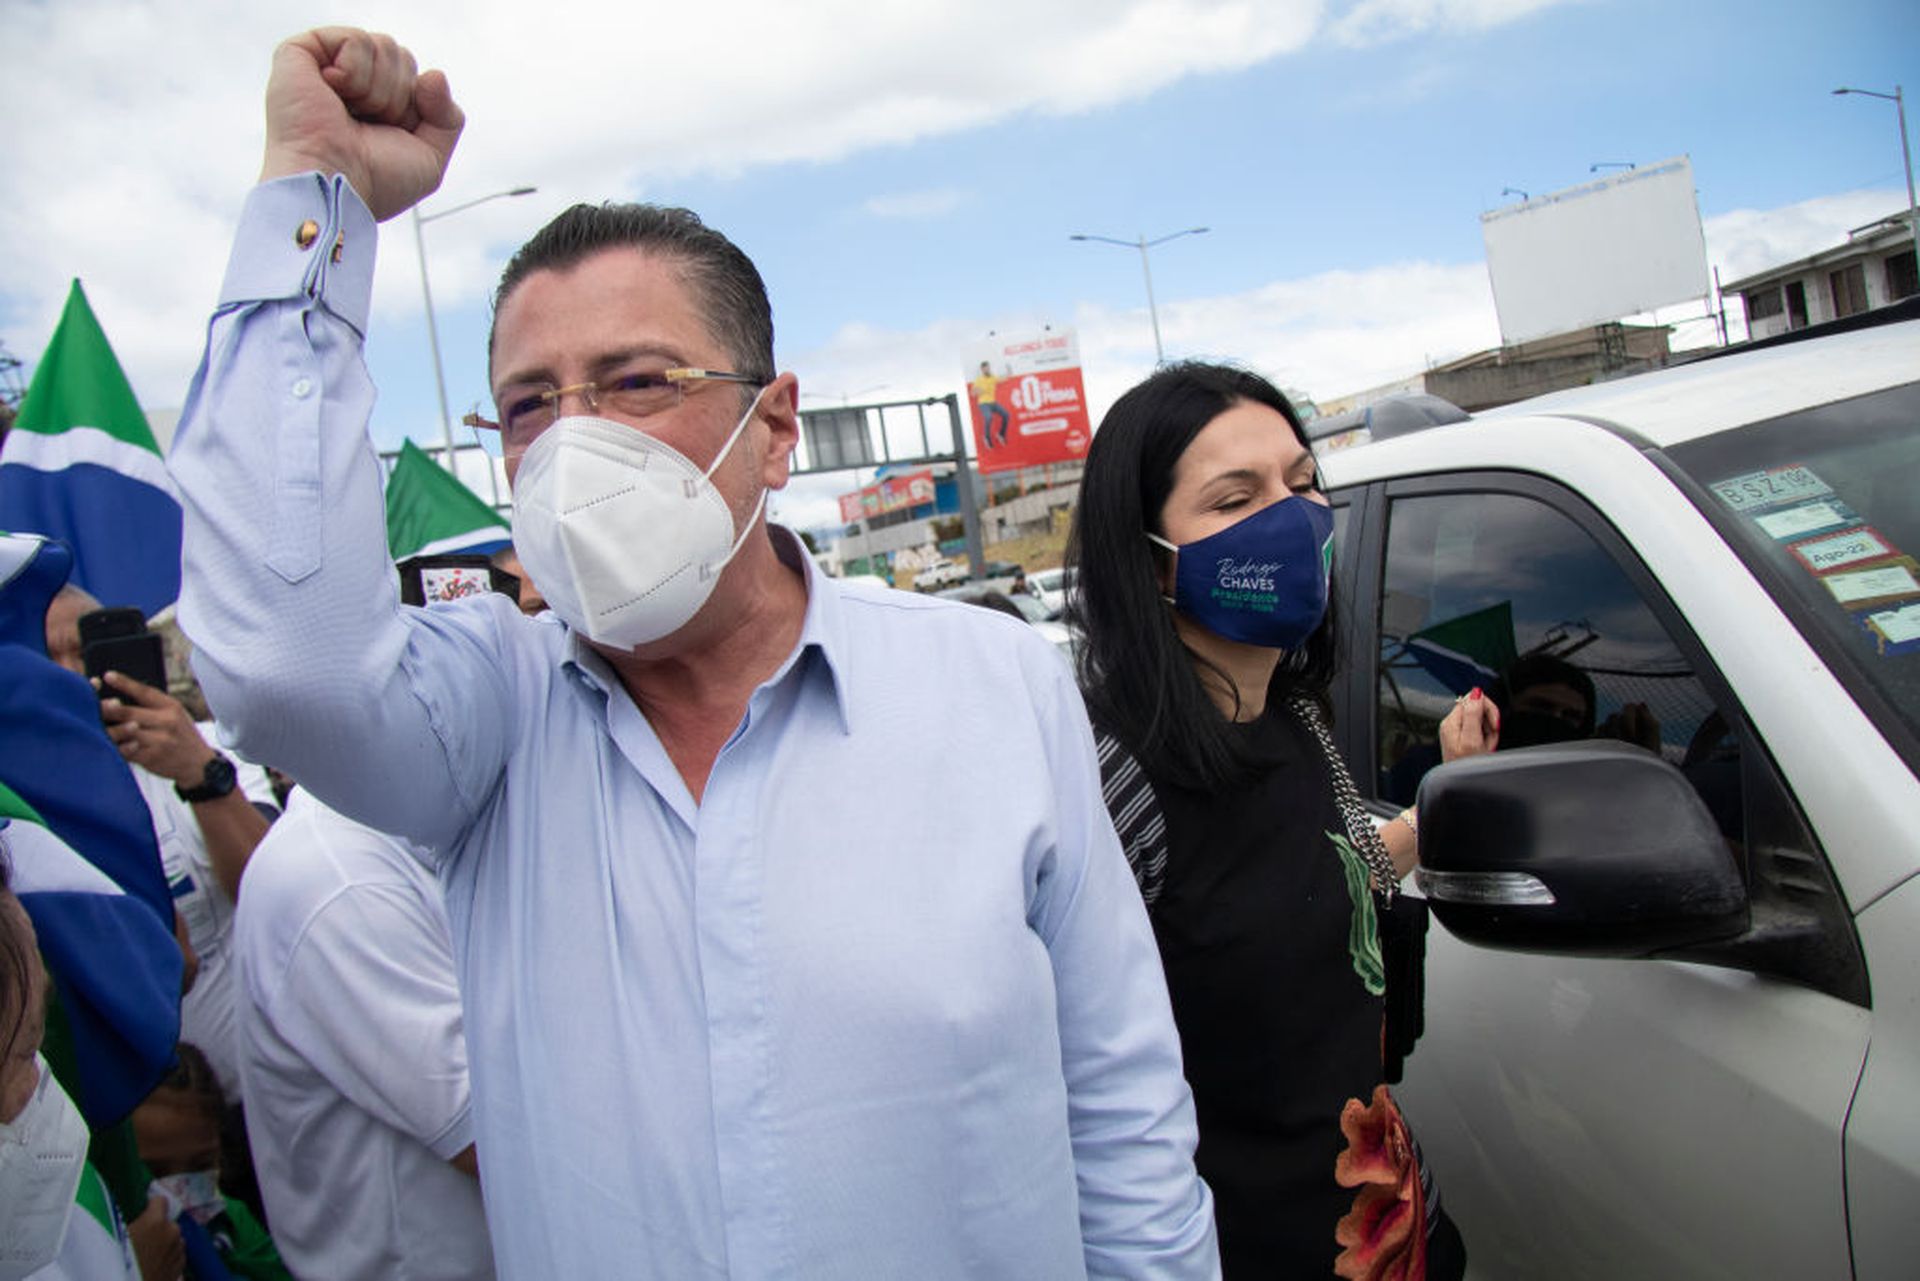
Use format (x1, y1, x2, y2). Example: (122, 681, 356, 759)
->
(862, 189, 967, 220)
(1, 0, 1596, 415)
(781, 182, 1909, 469)
(0, 0, 1335, 409)
(783, 257, 1499, 436)
(1702, 189, 1907, 285)
(1327, 0, 1581, 46)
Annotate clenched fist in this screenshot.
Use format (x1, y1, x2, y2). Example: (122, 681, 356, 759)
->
(260, 27, 464, 220)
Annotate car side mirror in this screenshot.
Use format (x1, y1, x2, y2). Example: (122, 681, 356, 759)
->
(1414, 741, 1747, 956)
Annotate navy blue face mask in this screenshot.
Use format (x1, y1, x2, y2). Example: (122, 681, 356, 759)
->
(1148, 495, 1335, 649)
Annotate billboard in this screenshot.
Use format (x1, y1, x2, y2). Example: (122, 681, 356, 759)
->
(964, 329, 1093, 475)
(837, 467, 936, 526)
(1480, 156, 1710, 345)
(801, 406, 876, 470)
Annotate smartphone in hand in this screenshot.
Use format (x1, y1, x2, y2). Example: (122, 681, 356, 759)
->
(79, 606, 169, 697)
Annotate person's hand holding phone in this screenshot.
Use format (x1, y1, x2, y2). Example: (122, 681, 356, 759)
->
(96, 671, 216, 785)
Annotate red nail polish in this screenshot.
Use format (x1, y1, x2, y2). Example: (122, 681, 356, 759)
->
(1469, 687, 1482, 701)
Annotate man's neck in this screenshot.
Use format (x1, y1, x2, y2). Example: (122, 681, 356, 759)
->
(599, 527, 810, 802)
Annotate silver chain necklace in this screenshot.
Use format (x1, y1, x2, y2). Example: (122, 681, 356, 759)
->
(1286, 693, 1399, 903)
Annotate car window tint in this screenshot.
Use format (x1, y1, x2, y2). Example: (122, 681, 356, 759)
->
(1376, 490, 1741, 841)
(1666, 382, 1920, 772)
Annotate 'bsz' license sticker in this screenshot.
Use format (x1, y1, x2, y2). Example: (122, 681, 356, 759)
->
(1710, 464, 1834, 514)
(1823, 557, 1920, 611)
(1787, 526, 1900, 575)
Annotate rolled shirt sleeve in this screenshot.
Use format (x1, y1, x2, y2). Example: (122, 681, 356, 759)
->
(170, 174, 511, 853)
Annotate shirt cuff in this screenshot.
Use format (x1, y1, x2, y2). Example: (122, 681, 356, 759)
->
(217, 172, 378, 335)
(422, 1103, 475, 1161)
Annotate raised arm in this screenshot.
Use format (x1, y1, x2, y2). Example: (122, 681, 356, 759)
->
(172, 29, 506, 851)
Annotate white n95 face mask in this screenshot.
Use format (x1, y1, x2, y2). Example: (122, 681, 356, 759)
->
(0, 1054, 89, 1280)
(511, 390, 768, 650)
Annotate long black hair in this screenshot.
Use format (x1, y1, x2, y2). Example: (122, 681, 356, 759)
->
(1067, 361, 1341, 791)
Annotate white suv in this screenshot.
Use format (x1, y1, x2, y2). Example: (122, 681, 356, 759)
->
(1319, 316, 1920, 1280)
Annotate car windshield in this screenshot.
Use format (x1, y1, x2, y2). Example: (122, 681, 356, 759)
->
(1007, 593, 1050, 623)
(1666, 379, 1920, 768)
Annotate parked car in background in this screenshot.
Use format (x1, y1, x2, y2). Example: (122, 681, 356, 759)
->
(911, 558, 969, 590)
(1318, 315, 1920, 1280)
(1027, 565, 1075, 620)
(933, 585, 1075, 659)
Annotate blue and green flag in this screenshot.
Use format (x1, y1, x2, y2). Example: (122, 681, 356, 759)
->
(0, 280, 181, 617)
(385, 438, 509, 561)
(0, 532, 180, 1127)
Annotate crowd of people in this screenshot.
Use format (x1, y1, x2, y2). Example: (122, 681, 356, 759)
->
(1, 24, 1537, 1281)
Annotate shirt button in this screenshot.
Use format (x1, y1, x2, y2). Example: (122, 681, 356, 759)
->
(295, 220, 320, 250)
(291, 378, 313, 399)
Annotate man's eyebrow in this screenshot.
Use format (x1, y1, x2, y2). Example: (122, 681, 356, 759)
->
(586, 345, 687, 375)
(492, 344, 690, 393)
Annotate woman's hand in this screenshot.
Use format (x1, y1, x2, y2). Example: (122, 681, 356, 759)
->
(1439, 687, 1500, 761)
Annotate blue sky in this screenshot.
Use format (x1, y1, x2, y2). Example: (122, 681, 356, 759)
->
(2, 0, 1915, 528)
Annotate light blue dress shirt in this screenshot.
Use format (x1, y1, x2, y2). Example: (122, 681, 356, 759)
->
(170, 174, 1218, 1280)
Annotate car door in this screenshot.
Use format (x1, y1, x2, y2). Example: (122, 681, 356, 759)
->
(1328, 468, 1870, 1280)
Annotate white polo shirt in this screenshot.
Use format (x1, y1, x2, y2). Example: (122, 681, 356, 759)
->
(231, 790, 493, 1281)
(131, 730, 276, 1099)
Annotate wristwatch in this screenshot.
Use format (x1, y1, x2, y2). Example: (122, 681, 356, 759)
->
(175, 753, 239, 804)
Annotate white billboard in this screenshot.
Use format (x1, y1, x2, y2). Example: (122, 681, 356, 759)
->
(1480, 156, 1710, 345)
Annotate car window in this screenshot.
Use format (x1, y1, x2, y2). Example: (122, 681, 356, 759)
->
(1666, 381, 1920, 773)
(1375, 489, 1740, 841)
(1007, 593, 1050, 623)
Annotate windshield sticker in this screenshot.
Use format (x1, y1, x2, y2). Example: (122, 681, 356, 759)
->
(1865, 603, 1920, 657)
(1709, 464, 1834, 514)
(1754, 499, 1861, 542)
(1823, 558, 1920, 610)
(1788, 526, 1900, 575)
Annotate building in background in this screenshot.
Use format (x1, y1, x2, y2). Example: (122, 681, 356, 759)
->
(1319, 322, 1676, 422)
(1726, 214, 1918, 342)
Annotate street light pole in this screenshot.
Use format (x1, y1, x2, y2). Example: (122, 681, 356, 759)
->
(1069, 227, 1209, 363)
(412, 185, 537, 479)
(1834, 85, 1918, 252)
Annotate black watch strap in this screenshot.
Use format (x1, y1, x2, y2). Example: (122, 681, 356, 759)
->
(176, 753, 239, 804)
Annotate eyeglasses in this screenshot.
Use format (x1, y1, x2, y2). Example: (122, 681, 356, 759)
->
(464, 366, 766, 456)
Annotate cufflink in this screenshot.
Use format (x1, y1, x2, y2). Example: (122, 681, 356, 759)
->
(296, 219, 320, 250)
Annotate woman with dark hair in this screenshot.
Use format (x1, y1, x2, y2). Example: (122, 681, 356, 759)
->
(1068, 361, 1495, 1278)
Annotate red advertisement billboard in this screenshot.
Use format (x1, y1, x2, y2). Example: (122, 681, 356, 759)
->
(837, 467, 935, 526)
(964, 330, 1093, 475)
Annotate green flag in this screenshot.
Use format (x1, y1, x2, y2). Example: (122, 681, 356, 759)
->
(9, 280, 159, 450)
(384, 439, 509, 560)
(0, 280, 182, 615)
(1405, 600, 1518, 694)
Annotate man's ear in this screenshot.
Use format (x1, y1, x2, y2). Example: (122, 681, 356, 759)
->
(756, 372, 801, 491)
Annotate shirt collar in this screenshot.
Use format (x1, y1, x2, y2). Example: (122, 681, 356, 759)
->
(557, 524, 854, 735)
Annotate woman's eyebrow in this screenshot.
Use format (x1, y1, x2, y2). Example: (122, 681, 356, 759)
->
(1196, 467, 1263, 493)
